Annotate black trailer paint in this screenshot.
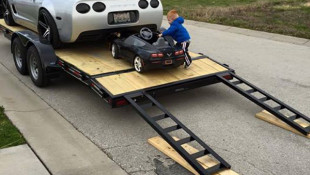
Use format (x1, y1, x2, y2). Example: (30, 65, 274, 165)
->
(10, 30, 61, 77)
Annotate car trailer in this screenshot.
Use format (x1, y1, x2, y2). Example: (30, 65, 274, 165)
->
(1, 19, 309, 175)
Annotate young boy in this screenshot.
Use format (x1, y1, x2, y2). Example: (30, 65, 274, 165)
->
(159, 10, 192, 68)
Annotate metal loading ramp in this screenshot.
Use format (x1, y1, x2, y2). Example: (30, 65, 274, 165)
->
(125, 92, 231, 175)
(217, 73, 310, 136)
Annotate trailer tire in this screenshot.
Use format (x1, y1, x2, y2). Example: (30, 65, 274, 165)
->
(12, 37, 28, 75)
(27, 46, 48, 87)
(111, 43, 120, 59)
(2, 0, 17, 26)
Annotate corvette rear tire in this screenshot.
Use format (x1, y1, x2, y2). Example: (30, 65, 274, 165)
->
(3, 0, 17, 26)
(133, 56, 145, 73)
(38, 9, 62, 49)
(12, 37, 28, 75)
(111, 43, 120, 59)
(27, 46, 49, 87)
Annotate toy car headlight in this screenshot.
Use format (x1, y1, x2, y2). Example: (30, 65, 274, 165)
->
(150, 0, 160, 8)
(76, 3, 90, 14)
(138, 0, 148, 9)
(93, 2, 106, 12)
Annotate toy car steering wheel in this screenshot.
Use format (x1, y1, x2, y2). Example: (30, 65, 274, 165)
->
(140, 27, 153, 40)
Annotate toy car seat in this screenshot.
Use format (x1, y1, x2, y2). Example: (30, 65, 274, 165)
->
(153, 37, 169, 48)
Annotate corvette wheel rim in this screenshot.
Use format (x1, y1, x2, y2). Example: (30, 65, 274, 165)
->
(111, 44, 116, 57)
(14, 46, 22, 68)
(30, 53, 39, 80)
(134, 57, 142, 72)
(38, 13, 51, 41)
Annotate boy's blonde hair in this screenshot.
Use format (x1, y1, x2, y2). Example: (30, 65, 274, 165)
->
(167, 10, 179, 20)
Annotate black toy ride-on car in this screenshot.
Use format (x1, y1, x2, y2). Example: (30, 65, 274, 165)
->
(111, 27, 185, 73)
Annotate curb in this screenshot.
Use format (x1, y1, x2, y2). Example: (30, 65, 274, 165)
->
(0, 62, 128, 175)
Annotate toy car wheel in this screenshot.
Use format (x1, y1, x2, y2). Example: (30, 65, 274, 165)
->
(2, 0, 17, 26)
(38, 9, 62, 49)
(133, 56, 145, 73)
(111, 43, 120, 59)
(12, 37, 28, 75)
(27, 46, 48, 87)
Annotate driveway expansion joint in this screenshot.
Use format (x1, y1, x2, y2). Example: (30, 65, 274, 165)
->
(129, 169, 155, 175)
(5, 107, 52, 113)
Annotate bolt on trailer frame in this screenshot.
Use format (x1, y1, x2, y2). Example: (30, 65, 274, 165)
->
(1, 20, 310, 175)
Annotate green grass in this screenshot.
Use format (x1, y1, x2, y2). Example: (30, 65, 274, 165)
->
(0, 106, 25, 149)
(161, 0, 310, 39)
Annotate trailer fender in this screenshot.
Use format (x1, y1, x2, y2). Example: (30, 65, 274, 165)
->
(11, 31, 61, 75)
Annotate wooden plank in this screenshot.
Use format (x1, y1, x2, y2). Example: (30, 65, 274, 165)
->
(148, 136, 239, 175)
(256, 110, 310, 138)
(97, 58, 227, 95)
(55, 44, 132, 76)
(0, 19, 26, 32)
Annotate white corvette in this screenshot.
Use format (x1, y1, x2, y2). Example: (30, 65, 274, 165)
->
(2, 0, 163, 48)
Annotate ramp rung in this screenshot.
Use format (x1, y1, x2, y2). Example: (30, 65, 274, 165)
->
(231, 80, 242, 85)
(305, 126, 310, 133)
(246, 89, 256, 94)
(152, 114, 168, 121)
(273, 106, 283, 111)
(204, 164, 222, 175)
(176, 137, 194, 145)
(163, 125, 181, 133)
(258, 97, 269, 102)
(288, 114, 297, 121)
(191, 150, 208, 159)
(139, 102, 154, 109)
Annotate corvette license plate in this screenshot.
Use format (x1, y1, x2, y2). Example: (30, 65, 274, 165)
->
(113, 12, 131, 24)
(165, 60, 173, 65)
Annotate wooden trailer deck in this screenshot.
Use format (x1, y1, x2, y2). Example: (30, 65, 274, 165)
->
(0, 19, 229, 97)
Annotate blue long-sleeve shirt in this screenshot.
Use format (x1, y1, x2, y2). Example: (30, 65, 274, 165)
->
(162, 17, 191, 43)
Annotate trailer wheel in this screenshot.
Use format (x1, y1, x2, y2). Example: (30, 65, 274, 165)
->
(12, 37, 28, 75)
(2, 0, 17, 26)
(27, 46, 48, 87)
(111, 43, 120, 59)
(38, 9, 62, 49)
(133, 56, 145, 73)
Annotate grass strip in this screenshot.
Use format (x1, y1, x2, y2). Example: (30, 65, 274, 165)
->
(162, 0, 310, 39)
(0, 106, 26, 149)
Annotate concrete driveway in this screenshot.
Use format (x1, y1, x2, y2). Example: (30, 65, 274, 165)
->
(0, 19, 309, 175)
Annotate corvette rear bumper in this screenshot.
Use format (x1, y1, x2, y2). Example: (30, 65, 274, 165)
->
(76, 24, 157, 42)
(59, 1, 163, 43)
(144, 58, 185, 70)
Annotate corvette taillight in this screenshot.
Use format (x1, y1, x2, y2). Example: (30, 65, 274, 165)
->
(175, 50, 184, 56)
(158, 53, 164, 57)
(152, 53, 164, 58)
(150, 0, 160, 8)
(76, 3, 90, 14)
(139, 0, 148, 9)
(93, 2, 106, 12)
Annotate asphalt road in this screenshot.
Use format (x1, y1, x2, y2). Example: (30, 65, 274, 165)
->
(0, 20, 309, 175)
